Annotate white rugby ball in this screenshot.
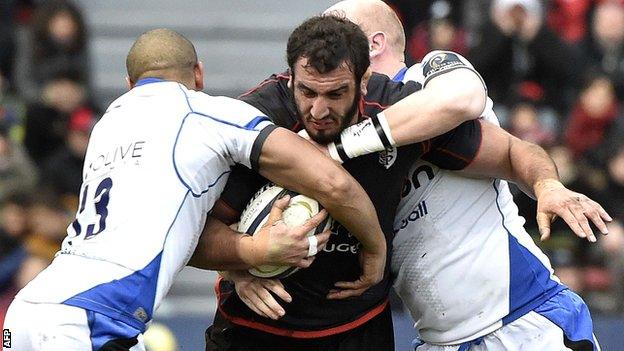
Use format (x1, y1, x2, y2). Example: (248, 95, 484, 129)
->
(238, 183, 332, 278)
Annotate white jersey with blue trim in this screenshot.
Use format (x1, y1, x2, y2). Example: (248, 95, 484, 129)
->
(15, 79, 274, 331)
(390, 51, 564, 344)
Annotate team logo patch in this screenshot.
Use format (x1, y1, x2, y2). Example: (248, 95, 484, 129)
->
(422, 52, 465, 79)
(379, 146, 397, 169)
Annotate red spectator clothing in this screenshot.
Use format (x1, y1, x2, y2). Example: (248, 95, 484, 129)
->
(564, 101, 620, 158)
(547, 0, 593, 44)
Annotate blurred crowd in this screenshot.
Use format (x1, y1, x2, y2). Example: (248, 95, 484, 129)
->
(0, 0, 622, 330)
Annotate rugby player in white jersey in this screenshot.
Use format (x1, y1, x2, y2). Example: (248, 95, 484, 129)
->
(2, 28, 389, 351)
(233, 2, 610, 350)
(322, 1, 607, 350)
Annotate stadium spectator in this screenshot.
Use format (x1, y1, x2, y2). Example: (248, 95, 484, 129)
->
(507, 100, 555, 146)
(406, 0, 468, 62)
(14, 0, 89, 102)
(547, 0, 593, 45)
(40, 105, 95, 211)
(564, 72, 623, 160)
(469, 0, 582, 115)
(0, 193, 30, 325)
(580, 1, 624, 100)
(0, 127, 37, 203)
(23, 74, 90, 167)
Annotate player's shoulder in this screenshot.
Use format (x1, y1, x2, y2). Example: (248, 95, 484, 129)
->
(186, 90, 269, 126)
(418, 50, 477, 86)
(365, 73, 421, 108)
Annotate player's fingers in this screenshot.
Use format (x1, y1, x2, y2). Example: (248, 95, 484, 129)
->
(583, 200, 609, 235)
(569, 206, 595, 242)
(254, 285, 286, 319)
(596, 202, 613, 223)
(558, 209, 587, 240)
(333, 280, 366, 290)
(294, 256, 315, 268)
(264, 195, 291, 227)
(536, 212, 553, 241)
(296, 210, 328, 236)
(326, 288, 367, 300)
(263, 279, 292, 303)
(315, 230, 331, 251)
(239, 294, 272, 319)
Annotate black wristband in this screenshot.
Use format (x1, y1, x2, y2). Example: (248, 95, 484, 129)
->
(371, 114, 392, 149)
(334, 139, 349, 162)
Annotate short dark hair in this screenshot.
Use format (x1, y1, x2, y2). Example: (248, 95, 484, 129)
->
(287, 15, 370, 83)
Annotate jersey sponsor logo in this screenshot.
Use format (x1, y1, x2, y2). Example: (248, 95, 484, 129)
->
(401, 165, 435, 198)
(393, 200, 428, 233)
(422, 52, 465, 79)
(379, 146, 397, 169)
(323, 222, 360, 254)
(88, 140, 146, 173)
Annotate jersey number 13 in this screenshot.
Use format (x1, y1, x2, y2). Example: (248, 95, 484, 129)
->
(71, 177, 113, 239)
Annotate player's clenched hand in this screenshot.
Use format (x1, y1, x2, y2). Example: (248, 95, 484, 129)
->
(535, 179, 612, 242)
(326, 247, 386, 300)
(223, 270, 291, 320)
(252, 195, 330, 268)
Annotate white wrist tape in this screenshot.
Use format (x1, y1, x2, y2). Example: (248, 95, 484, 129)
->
(327, 112, 395, 162)
(307, 235, 318, 257)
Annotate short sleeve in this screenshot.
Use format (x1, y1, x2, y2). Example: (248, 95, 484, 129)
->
(418, 51, 486, 90)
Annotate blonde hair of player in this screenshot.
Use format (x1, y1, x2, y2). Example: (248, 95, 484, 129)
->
(324, 0, 407, 77)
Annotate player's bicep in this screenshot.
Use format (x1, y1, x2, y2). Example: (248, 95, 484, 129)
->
(459, 120, 514, 180)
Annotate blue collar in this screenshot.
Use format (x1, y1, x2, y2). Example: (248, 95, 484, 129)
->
(391, 66, 408, 82)
(135, 77, 166, 87)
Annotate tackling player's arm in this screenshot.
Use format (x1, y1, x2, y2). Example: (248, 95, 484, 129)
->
(326, 51, 486, 163)
(192, 127, 386, 292)
(257, 127, 386, 291)
(461, 120, 612, 242)
(189, 196, 329, 271)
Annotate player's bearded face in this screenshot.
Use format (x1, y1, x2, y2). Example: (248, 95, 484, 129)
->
(291, 59, 360, 144)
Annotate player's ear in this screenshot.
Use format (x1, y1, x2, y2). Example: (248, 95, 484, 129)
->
(287, 76, 293, 89)
(360, 68, 372, 95)
(125, 76, 134, 90)
(368, 31, 385, 59)
(194, 61, 205, 91)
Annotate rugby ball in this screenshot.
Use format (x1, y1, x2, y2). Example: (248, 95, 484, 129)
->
(238, 183, 332, 278)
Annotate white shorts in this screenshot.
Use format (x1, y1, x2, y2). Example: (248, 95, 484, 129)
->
(3, 299, 145, 351)
(413, 289, 600, 351)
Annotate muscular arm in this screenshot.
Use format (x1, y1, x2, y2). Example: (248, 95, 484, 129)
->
(460, 120, 557, 199)
(328, 67, 486, 163)
(462, 120, 611, 241)
(385, 68, 486, 146)
(258, 127, 384, 256)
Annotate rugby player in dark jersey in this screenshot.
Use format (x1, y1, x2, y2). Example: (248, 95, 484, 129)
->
(198, 15, 484, 351)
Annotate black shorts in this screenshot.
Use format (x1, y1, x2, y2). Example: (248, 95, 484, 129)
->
(205, 305, 394, 351)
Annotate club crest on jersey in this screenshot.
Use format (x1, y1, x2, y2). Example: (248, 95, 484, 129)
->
(423, 52, 464, 79)
(379, 146, 397, 169)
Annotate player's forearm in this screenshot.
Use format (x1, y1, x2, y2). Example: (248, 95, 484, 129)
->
(188, 216, 255, 271)
(328, 70, 485, 162)
(385, 69, 486, 146)
(462, 120, 559, 198)
(258, 128, 386, 254)
(509, 138, 560, 200)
